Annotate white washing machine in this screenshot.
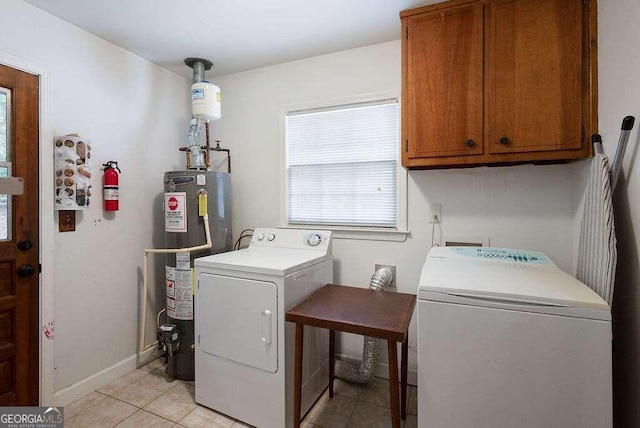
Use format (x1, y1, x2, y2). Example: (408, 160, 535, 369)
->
(194, 228, 333, 428)
(418, 246, 612, 428)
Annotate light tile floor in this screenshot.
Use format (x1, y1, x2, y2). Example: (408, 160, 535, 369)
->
(64, 357, 418, 427)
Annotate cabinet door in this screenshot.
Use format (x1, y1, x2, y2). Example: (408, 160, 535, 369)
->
(403, 2, 483, 160)
(489, 0, 583, 154)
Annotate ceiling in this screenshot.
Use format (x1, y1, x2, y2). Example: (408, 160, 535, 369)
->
(24, 0, 434, 79)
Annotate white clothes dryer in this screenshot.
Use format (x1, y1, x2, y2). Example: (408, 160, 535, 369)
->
(194, 228, 333, 428)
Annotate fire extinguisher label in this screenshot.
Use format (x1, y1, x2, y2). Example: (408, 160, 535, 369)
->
(166, 265, 193, 320)
(104, 187, 118, 201)
(164, 192, 187, 233)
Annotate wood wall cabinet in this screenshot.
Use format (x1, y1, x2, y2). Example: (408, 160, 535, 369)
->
(401, 0, 597, 169)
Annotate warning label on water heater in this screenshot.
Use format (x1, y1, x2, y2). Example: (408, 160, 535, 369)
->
(165, 192, 187, 233)
(176, 252, 190, 270)
(166, 265, 193, 320)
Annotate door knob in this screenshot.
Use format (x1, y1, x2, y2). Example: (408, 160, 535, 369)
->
(500, 136, 510, 146)
(17, 240, 33, 251)
(17, 264, 36, 277)
(466, 139, 475, 148)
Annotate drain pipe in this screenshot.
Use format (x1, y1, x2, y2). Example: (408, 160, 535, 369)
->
(139, 213, 212, 353)
(334, 267, 394, 384)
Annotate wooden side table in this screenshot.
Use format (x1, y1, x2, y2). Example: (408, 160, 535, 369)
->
(286, 284, 416, 428)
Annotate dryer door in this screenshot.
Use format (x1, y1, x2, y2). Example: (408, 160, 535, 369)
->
(197, 274, 278, 373)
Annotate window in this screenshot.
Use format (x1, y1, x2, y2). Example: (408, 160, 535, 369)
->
(0, 87, 10, 241)
(281, 94, 407, 240)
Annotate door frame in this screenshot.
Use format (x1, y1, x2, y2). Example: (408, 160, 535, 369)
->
(0, 51, 54, 405)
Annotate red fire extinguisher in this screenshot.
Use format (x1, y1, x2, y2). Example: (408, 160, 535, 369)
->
(103, 161, 121, 211)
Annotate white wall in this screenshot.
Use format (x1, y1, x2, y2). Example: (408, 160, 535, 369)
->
(212, 40, 587, 376)
(0, 0, 190, 396)
(599, 1, 640, 425)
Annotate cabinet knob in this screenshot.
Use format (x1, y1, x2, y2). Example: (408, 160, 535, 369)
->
(500, 136, 510, 146)
(466, 139, 475, 148)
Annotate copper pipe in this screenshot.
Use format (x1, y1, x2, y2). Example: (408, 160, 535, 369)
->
(178, 147, 191, 169)
(204, 122, 211, 168)
(203, 140, 231, 174)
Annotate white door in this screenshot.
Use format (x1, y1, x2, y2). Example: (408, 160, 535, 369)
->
(198, 274, 278, 373)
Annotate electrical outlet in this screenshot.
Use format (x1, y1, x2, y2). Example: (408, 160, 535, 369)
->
(428, 203, 442, 223)
(375, 264, 396, 288)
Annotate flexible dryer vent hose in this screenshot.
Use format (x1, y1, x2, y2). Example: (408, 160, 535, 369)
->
(333, 267, 394, 384)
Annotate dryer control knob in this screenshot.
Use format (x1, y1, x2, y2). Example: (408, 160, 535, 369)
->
(257, 233, 265, 241)
(267, 233, 276, 241)
(308, 234, 322, 246)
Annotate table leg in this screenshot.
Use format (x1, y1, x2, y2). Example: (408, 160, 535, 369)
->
(329, 329, 335, 398)
(387, 340, 400, 428)
(401, 335, 408, 420)
(294, 323, 304, 428)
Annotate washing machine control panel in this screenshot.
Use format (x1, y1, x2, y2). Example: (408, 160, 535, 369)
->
(249, 228, 332, 252)
(451, 247, 552, 265)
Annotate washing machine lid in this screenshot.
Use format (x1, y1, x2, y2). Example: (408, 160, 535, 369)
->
(418, 247, 610, 320)
(195, 247, 330, 276)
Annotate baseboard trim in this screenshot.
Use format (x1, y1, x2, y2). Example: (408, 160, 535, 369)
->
(335, 352, 417, 386)
(53, 347, 161, 406)
(54, 349, 414, 407)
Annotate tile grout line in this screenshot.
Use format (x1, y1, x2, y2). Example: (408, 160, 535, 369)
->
(64, 391, 110, 421)
(142, 382, 198, 425)
(69, 358, 413, 427)
(64, 360, 170, 425)
(96, 370, 152, 397)
(73, 393, 180, 427)
(344, 388, 371, 428)
(64, 395, 138, 427)
(116, 406, 178, 427)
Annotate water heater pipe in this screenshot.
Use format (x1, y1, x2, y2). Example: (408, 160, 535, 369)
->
(187, 118, 205, 169)
(139, 214, 212, 353)
(191, 61, 205, 84)
(184, 58, 214, 170)
(333, 267, 394, 384)
(185, 57, 211, 84)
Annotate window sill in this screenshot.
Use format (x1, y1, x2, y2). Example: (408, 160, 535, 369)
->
(278, 224, 410, 242)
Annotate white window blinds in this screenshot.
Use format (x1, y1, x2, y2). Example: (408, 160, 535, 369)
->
(285, 100, 399, 228)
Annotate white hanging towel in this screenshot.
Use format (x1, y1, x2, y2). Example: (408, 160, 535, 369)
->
(577, 153, 617, 306)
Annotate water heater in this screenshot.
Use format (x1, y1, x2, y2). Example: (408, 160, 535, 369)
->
(158, 57, 231, 381)
(163, 170, 232, 380)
